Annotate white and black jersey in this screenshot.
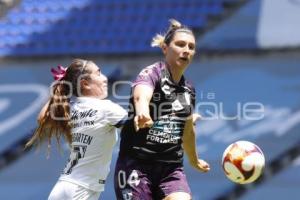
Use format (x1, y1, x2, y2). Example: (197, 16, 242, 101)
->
(59, 97, 127, 192)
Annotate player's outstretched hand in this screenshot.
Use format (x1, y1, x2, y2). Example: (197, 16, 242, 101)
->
(190, 159, 210, 172)
(192, 113, 202, 124)
(134, 114, 153, 132)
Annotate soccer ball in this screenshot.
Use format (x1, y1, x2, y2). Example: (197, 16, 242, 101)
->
(221, 141, 265, 184)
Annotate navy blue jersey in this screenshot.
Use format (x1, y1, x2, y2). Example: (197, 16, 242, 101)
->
(119, 61, 196, 163)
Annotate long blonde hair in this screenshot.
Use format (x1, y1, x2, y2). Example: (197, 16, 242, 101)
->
(151, 19, 194, 48)
(25, 59, 94, 151)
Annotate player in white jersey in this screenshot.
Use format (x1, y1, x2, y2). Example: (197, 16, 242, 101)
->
(26, 59, 127, 200)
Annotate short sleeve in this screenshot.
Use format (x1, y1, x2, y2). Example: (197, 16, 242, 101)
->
(105, 101, 127, 127)
(132, 63, 161, 89)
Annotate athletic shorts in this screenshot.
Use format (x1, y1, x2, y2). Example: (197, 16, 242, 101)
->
(114, 155, 191, 200)
(48, 180, 101, 200)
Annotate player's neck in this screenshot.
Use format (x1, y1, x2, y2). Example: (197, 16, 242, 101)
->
(168, 66, 184, 84)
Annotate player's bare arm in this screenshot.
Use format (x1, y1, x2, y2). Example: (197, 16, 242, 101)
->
(133, 84, 154, 131)
(182, 114, 210, 172)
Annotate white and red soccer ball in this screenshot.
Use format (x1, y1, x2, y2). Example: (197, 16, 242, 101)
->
(222, 141, 265, 184)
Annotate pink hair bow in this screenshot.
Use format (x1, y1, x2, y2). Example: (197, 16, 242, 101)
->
(51, 65, 67, 80)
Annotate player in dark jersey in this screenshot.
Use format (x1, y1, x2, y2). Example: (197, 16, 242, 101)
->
(114, 19, 210, 200)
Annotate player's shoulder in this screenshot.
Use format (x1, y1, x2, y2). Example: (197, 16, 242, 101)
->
(75, 97, 115, 109)
(139, 61, 164, 75)
(100, 99, 114, 105)
(94, 99, 117, 109)
(100, 99, 124, 110)
(144, 61, 163, 70)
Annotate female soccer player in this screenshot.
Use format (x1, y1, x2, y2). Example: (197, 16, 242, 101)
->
(26, 59, 127, 200)
(114, 19, 210, 200)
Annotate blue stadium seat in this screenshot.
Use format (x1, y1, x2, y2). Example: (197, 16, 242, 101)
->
(0, 0, 225, 56)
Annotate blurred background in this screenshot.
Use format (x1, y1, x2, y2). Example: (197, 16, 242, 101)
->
(0, 0, 300, 199)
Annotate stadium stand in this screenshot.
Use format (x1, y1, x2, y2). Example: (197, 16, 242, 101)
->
(0, 0, 19, 18)
(0, 0, 230, 56)
(198, 0, 260, 50)
(199, 0, 300, 51)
